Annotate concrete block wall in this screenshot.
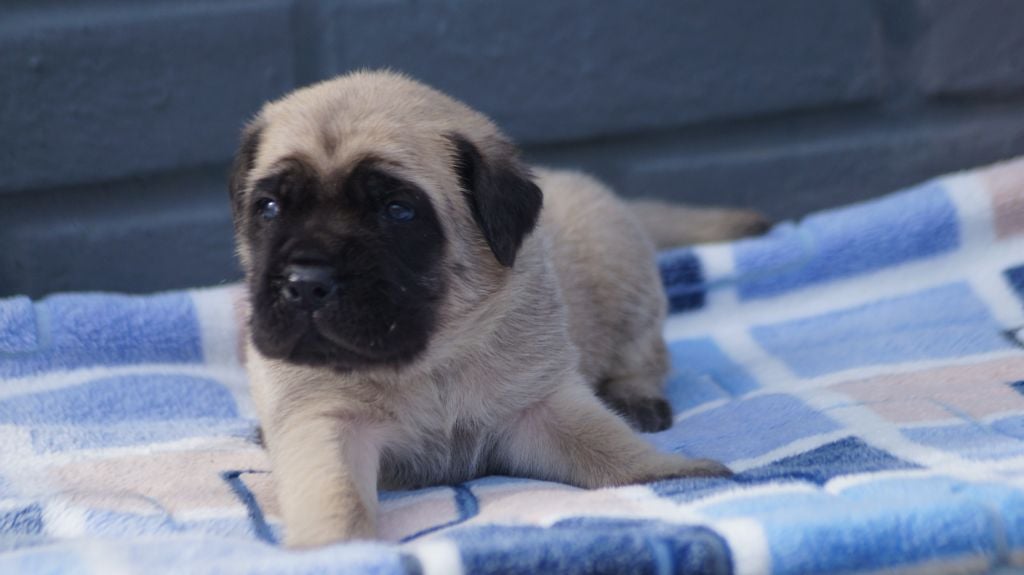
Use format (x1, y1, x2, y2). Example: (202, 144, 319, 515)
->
(2, 0, 1023, 297)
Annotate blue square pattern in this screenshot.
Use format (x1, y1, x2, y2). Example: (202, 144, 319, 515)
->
(29, 418, 253, 454)
(84, 510, 179, 538)
(649, 394, 840, 463)
(0, 292, 203, 379)
(734, 180, 959, 299)
(0, 504, 43, 537)
(658, 248, 706, 314)
(838, 476, 1024, 552)
(0, 374, 237, 428)
(739, 436, 920, 486)
(449, 521, 732, 575)
(752, 282, 1013, 378)
(0, 549, 77, 574)
(902, 422, 1024, 461)
(763, 496, 998, 574)
(665, 338, 759, 413)
(116, 539, 406, 575)
(1006, 264, 1024, 307)
(0, 297, 38, 354)
(699, 476, 1024, 574)
(649, 436, 917, 503)
(991, 414, 1024, 440)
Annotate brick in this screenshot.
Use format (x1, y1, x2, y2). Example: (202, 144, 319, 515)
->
(0, 1, 295, 194)
(320, 0, 884, 144)
(0, 170, 240, 298)
(532, 109, 1024, 219)
(917, 0, 1024, 97)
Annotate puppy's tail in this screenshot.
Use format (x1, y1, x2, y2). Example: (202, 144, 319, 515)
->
(627, 199, 772, 250)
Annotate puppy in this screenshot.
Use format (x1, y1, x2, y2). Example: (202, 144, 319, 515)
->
(229, 70, 765, 547)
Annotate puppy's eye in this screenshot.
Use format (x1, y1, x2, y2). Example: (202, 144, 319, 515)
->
(255, 197, 280, 221)
(384, 201, 415, 222)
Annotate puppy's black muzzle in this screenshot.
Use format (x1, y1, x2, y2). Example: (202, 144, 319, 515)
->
(280, 264, 338, 311)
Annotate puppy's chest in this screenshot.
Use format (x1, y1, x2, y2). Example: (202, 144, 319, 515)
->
(378, 379, 508, 488)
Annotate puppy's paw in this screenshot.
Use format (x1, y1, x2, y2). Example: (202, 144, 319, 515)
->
(671, 457, 734, 478)
(640, 454, 734, 482)
(605, 395, 673, 433)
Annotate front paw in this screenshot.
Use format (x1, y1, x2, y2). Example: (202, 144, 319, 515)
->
(674, 457, 733, 478)
(641, 454, 733, 482)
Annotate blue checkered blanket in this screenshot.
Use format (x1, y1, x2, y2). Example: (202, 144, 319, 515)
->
(3, 156, 1024, 574)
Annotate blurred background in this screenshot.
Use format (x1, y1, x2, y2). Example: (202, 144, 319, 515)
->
(2, 0, 1024, 297)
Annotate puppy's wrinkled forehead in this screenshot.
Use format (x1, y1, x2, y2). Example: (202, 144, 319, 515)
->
(252, 71, 500, 191)
(231, 70, 543, 270)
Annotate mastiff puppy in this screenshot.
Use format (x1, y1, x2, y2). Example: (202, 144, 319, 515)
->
(229, 70, 766, 547)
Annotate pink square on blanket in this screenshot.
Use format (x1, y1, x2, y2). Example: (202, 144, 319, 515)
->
(985, 158, 1024, 239)
(379, 488, 462, 541)
(239, 474, 470, 543)
(830, 357, 1024, 423)
(49, 446, 269, 515)
(466, 482, 679, 527)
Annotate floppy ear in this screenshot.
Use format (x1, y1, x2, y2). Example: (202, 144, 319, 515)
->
(449, 134, 543, 268)
(228, 122, 263, 218)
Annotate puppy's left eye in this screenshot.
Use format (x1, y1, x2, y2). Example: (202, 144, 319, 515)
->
(384, 201, 415, 222)
(255, 197, 280, 221)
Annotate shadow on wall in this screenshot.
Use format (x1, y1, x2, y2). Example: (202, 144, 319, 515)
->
(2, 0, 1024, 297)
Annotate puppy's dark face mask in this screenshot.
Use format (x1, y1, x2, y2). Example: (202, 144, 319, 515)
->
(229, 123, 542, 372)
(230, 130, 447, 371)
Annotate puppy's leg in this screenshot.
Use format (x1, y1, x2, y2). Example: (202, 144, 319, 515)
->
(599, 375, 673, 433)
(496, 381, 730, 487)
(598, 331, 674, 433)
(264, 415, 379, 547)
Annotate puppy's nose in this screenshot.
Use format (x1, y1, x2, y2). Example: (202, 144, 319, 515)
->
(280, 265, 337, 310)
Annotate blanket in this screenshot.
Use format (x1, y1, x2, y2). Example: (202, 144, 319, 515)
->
(2, 156, 1024, 574)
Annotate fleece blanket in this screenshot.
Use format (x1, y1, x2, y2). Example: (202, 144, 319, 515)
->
(3, 156, 1024, 575)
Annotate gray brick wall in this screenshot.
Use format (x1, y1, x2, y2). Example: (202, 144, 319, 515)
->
(2, 0, 1023, 297)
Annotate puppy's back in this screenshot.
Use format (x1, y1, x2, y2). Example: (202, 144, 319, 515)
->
(535, 168, 667, 387)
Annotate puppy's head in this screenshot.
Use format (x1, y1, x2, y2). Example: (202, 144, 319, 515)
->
(229, 71, 542, 372)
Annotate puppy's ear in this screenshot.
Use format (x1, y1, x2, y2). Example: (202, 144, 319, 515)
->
(228, 122, 263, 217)
(449, 134, 543, 268)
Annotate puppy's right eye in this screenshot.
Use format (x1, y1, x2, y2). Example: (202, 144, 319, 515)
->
(384, 201, 416, 222)
(255, 197, 280, 221)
